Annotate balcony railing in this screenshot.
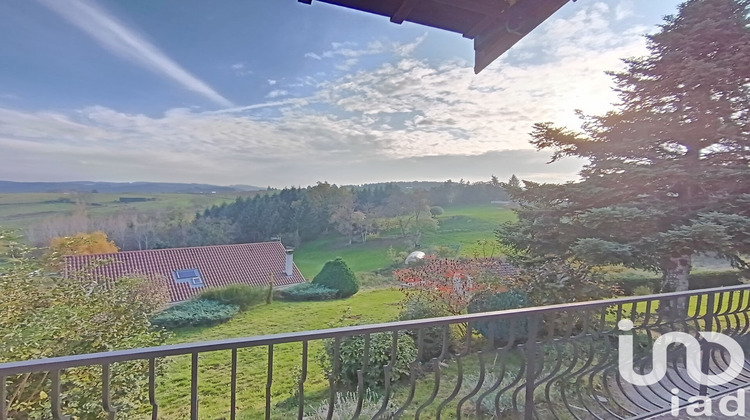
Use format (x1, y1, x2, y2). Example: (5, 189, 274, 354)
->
(2, 284, 750, 419)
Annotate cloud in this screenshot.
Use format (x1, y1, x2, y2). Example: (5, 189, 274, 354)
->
(266, 90, 289, 98)
(304, 52, 322, 60)
(268, 79, 277, 85)
(615, 1, 635, 20)
(3, 1, 653, 186)
(36, 0, 232, 107)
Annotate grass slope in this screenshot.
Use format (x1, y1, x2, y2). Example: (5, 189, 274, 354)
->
(294, 204, 515, 278)
(157, 289, 404, 419)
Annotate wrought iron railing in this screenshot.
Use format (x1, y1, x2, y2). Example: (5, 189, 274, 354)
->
(2, 284, 750, 419)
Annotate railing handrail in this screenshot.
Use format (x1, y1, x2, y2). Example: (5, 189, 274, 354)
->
(1, 283, 748, 376)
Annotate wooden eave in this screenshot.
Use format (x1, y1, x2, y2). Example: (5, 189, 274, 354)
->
(298, 0, 571, 73)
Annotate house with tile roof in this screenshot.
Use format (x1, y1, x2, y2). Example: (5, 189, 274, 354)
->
(64, 241, 306, 303)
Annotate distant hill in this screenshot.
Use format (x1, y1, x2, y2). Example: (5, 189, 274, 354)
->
(0, 181, 262, 194)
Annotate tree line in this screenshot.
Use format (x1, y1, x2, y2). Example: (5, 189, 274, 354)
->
(24, 177, 510, 251)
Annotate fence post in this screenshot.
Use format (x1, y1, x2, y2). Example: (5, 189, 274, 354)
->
(699, 293, 715, 396)
(524, 315, 540, 420)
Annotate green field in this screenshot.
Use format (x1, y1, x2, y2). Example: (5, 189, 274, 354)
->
(294, 204, 516, 278)
(0, 192, 245, 229)
(157, 289, 404, 419)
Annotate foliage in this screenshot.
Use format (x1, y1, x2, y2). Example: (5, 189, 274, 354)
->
(312, 258, 359, 298)
(277, 283, 338, 301)
(0, 230, 166, 420)
(46, 230, 118, 267)
(632, 285, 654, 296)
(612, 269, 746, 295)
(321, 331, 417, 388)
(150, 299, 239, 329)
(503, 257, 619, 307)
(429, 206, 444, 216)
(468, 290, 531, 344)
(199, 284, 265, 311)
(305, 390, 396, 420)
(398, 294, 453, 361)
(497, 0, 750, 300)
(395, 257, 509, 316)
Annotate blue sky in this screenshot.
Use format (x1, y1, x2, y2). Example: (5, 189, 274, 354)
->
(0, 0, 683, 187)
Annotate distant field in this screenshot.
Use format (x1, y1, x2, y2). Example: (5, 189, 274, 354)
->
(294, 204, 516, 278)
(0, 192, 246, 230)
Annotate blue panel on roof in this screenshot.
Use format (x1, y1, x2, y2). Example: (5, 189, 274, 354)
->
(175, 269, 200, 279)
(173, 269, 204, 288)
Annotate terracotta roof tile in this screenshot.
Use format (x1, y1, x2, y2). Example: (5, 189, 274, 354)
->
(64, 242, 306, 303)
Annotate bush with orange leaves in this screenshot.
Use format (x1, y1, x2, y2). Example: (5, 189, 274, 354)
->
(394, 257, 510, 316)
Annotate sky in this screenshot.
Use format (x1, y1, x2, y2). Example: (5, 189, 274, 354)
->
(0, 0, 684, 187)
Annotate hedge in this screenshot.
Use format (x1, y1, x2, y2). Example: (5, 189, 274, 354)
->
(199, 284, 265, 310)
(150, 299, 239, 329)
(277, 283, 338, 301)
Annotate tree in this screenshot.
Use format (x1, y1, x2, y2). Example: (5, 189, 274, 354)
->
(0, 230, 167, 419)
(498, 0, 750, 314)
(507, 174, 520, 189)
(312, 258, 360, 298)
(382, 190, 433, 247)
(46, 231, 119, 267)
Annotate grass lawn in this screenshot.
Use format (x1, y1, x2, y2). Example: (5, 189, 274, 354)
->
(156, 288, 404, 419)
(152, 286, 750, 419)
(294, 204, 516, 278)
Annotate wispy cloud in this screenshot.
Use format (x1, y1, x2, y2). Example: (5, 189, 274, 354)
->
(266, 89, 289, 98)
(3, 1, 655, 186)
(37, 0, 232, 107)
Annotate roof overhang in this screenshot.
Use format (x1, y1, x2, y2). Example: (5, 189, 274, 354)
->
(298, 0, 571, 73)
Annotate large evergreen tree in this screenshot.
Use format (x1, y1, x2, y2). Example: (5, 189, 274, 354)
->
(498, 0, 750, 310)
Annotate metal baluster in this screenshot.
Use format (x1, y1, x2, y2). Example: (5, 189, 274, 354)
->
(1, 374, 7, 420)
(102, 364, 117, 420)
(700, 293, 715, 396)
(373, 331, 398, 419)
(457, 320, 489, 419)
(352, 334, 369, 419)
(50, 370, 69, 420)
(297, 341, 308, 420)
(190, 353, 199, 420)
(325, 337, 340, 420)
(148, 358, 158, 420)
(477, 317, 517, 418)
(415, 325, 449, 420)
(266, 345, 274, 420)
(393, 329, 422, 418)
(231, 349, 237, 420)
(523, 315, 540, 420)
(437, 322, 472, 419)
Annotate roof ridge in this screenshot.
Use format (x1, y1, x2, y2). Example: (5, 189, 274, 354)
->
(63, 241, 283, 259)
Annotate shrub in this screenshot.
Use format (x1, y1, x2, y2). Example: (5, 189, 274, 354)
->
(632, 285, 654, 296)
(430, 206, 444, 216)
(322, 332, 417, 387)
(278, 283, 338, 301)
(150, 300, 238, 329)
(468, 290, 531, 344)
(305, 390, 396, 420)
(312, 258, 359, 298)
(398, 295, 452, 361)
(199, 284, 265, 310)
(612, 270, 745, 295)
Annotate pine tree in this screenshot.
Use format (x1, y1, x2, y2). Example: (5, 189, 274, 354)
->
(498, 0, 750, 314)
